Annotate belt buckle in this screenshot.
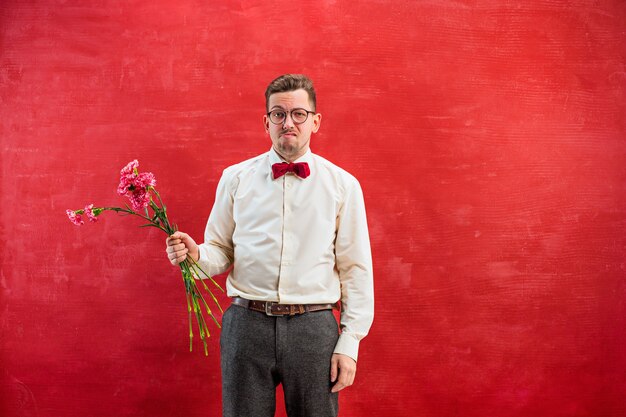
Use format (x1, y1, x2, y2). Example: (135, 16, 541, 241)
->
(265, 301, 277, 316)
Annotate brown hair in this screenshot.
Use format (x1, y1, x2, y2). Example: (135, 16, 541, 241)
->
(265, 74, 317, 112)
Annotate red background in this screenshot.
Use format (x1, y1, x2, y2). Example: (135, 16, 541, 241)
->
(2, 1, 625, 416)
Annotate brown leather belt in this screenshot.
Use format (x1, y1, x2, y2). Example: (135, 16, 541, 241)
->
(231, 296, 338, 316)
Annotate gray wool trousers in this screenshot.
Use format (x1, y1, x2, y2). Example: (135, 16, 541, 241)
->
(220, 303, 340, 417)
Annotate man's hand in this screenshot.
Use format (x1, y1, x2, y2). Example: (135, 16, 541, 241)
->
(330, 353, 357, 393)
(165, 232, 199, 265)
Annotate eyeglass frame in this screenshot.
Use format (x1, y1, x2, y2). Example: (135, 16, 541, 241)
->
(266, 107, 317, 125)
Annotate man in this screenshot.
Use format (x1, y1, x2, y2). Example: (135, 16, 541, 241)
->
(166, 74, 373, 417)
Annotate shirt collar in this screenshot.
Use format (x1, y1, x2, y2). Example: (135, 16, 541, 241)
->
(268, 147, 313, 166)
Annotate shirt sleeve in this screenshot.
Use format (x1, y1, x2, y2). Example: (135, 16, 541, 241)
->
(332, 178, 374, 361)
(195, 169, 237, 278)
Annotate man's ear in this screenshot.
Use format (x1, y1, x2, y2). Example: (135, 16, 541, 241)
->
(263, 114, 270, 134)
(312, 113, 322, 133)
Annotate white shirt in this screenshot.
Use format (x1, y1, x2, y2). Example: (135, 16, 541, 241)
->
(196, 147, 374, 361)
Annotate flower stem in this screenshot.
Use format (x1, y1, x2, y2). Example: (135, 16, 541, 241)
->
(94, 196, 222, 355)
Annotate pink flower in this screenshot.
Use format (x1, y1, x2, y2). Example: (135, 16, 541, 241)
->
(66, 209, 84, 226)
(120, 159, 139, 176)
(117, 175, 132, 196)
(129, 189, 151, 211)
(84, 204, 98, 222)
(117, 160, 157, 211)
(137, 172, 156, 188)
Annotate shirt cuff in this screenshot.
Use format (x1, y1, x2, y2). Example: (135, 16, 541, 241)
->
(333, 333, 360, 362)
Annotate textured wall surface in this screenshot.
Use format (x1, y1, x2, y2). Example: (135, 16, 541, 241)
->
(1, 1, 625, 416)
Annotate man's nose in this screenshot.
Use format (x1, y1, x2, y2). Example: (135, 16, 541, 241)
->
(282, 113, 295, 129)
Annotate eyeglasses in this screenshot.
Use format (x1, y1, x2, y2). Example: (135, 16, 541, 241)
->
(266, 108, 316, 125)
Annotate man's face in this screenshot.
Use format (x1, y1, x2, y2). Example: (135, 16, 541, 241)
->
(263, 89, 321, 162)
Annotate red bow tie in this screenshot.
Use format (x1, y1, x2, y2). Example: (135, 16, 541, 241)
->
(272, 162, 311, 179)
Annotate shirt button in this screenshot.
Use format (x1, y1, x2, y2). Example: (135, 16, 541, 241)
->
(286, 183, 292, 189)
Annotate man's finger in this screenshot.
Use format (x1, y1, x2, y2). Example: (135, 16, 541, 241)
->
(166, 237, 182, 246)
(171, 252, 187, 265)
(166, 243, 187, 258)
(330, 356, 338, 382)
(169, 248, 188, 259)
(331, 380, 346, 393)
(331, 371, 353, 393)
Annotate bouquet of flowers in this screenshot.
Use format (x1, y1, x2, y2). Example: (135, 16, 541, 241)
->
(66, 160, 223, 356)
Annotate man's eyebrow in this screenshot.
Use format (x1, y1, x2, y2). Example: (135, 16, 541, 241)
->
(270, 106, 309, 111)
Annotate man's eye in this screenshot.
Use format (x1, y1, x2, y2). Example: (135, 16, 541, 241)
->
(293, 111, 307, 118)
(273, 111, 285, 118)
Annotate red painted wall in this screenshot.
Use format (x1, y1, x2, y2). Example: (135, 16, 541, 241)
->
(2, 1, 625, 416)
